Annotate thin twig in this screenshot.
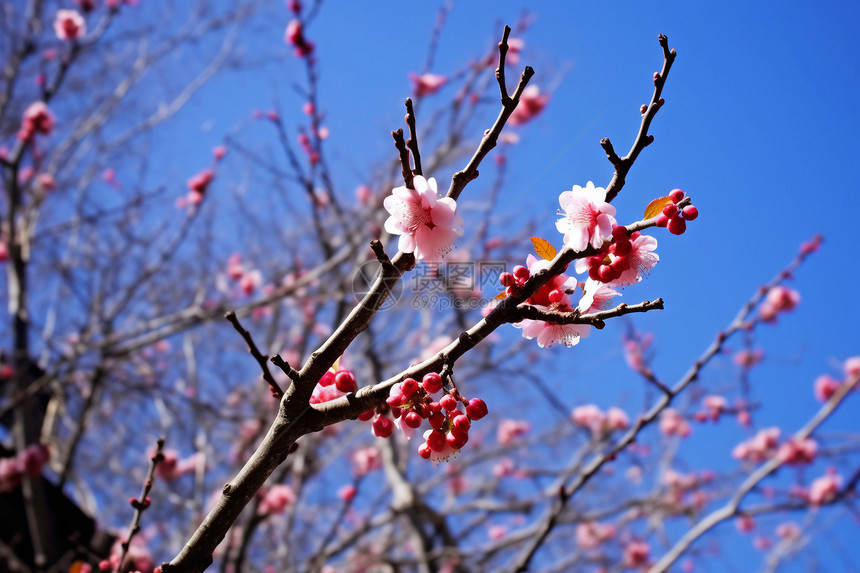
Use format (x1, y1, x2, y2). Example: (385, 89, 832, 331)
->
(506, 235, 821, 573)
(392, 128, 414, 188)
(119, 437, 165, 572)
(649, 372, 860, 573)
(225, 311, 284, 399)
(496, 25, 513, 104)
(603, 34, 677, 203)
(515, 298, 664, 328)
(404, 98, 422, 177)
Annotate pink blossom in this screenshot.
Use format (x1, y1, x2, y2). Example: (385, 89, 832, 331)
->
(239, 269, 262, 296)
(409, 73, 447, 97)
(355, 184, 372, 205)
(759, 286, 800, 321)
(844, 356, 860, 378)
(226, 253, 244, 280)
(508, 85, 549, 126)
(776, 521, 801, 540)
(660, 408, 691, 438)
(556, 181, 617, 252)
(610, 234, 659, 287)
(512, 254, 591, 348)
(213, 145, 227, 160)
(285, 19, 302, 44)
(663, 469, 698, 491)
(54, 10, 86, 41)
(493, 457, 515, 478)
(506, 37, 524, 66)
(572, 404, 605, 432)
(778, 437, 817, 465)
(338, 484, 356, 502)
(515, 318, 590, 348)
(623, 335, 648, 371)
(732, 427, 780, 463)
(18, 167, 34, 183)
(155, 449, 198, 481)
(447, 469, 467, 495)
(187, 169, 214, 195)
(577, 279, 621, 314)
(352, 446, 381, 476)
(809, 470, 841, 504)
(488, 525, 507, 540)
(575, 521, 616, 549)
(497, 419, 530, 446)
(606, 407, 630, 431)
(102, 537, 153, 573)
(753, 536, 772, 551)
(1, 445, 50, 491)
(735, 515, 756, 533)
(103, 168, 121, 189)
(623, 540, 650, 567)
(258, 484, 297, 514)
(814, 374, 840, 402)
(383, 175, 463, 261)
(734, 349, 764, 368)
(702, 395, 728, 421)
(284, 19, 314, 57)
(37, 173, 56, 191)
(18, 102, 55, 141)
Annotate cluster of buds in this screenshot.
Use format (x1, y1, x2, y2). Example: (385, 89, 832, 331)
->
(185, 169, 213, 206)
(17, 102, 55, 141)
(285, 19, 314, 58)
(225, 253, 262, 296)
(498, 264, 532, 298)
(297, 132, 320, 165)
(0, 444, 50, 492)
(310, 368, 357, 404)
(364, 372, 488, 462)
(582, 225, 643, 284)
(655, 188, 698, 235)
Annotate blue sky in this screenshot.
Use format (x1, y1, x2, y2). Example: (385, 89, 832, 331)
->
(153, 1, 860, 569)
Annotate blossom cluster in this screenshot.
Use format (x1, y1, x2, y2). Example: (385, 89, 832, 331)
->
(570, 404, 630, 436)
(18, 102, 55, 141)
(0, 444, 49, 492)
(359, 373, 489, 462)
(498, 181, 699, 348)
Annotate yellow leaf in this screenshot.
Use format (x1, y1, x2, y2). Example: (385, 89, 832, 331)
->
(530, 237, 557, 260)
(494, 291, 507, 300)
(643, 196, 673, 220)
